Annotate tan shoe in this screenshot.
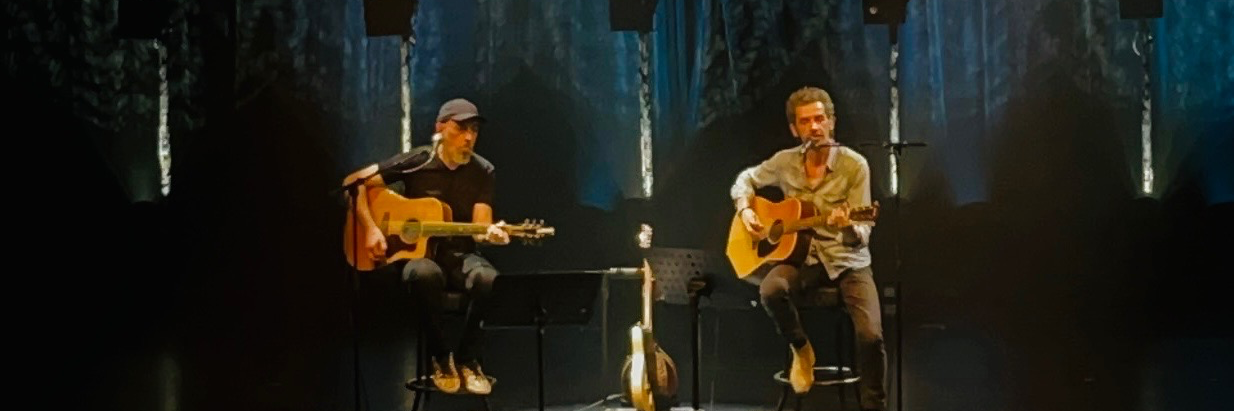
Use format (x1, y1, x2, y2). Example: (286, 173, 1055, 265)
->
(789, 341, 815, 394)
(431, 354, 462, 394)
(460, 361, 492, 395)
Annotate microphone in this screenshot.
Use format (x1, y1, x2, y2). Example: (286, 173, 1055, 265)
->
(800, 139, 815, 153)
(334, 132, 447, 197)
(429, 132, 444, 156)
(800, 139, 841, 153)
(386, 133, 444, 177)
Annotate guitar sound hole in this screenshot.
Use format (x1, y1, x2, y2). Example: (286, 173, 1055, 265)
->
(386, 236, 416, 256)
(755, 222, 784, 258)
(767, 222, 784, 242)
(399, 220, 423, 242)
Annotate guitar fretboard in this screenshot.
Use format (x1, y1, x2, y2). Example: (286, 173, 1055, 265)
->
(784, 208, 876, 233)
(388, 221, 490, 237)
(785, 215, 830, 232)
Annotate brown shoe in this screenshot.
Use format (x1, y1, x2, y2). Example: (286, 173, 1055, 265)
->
(789, 341, 815, 394)
(460, 361, 492, 395)
(431, 353, 462, 394)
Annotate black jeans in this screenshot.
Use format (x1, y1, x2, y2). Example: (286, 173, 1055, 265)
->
(383, 251, 499, 364)
(759, 263, 887, 411)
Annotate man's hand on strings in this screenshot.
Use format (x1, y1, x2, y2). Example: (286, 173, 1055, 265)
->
(827, 203, 852, 228)
(484, 221, 511, 245)
(365, 227, 387, 262)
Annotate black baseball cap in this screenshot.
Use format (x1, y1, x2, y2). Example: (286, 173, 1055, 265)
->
(436, 98, 486, 123)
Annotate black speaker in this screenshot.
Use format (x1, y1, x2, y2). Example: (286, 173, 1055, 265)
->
(363, 0, 419, 37)
(862, 0, 909, 25)
(116, 0, 176, 39)
(1119, 0, 1163, 19)
(610, 0, 659, 32)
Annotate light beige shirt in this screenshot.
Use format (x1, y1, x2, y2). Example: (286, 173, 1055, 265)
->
(730, 145, 874, 279)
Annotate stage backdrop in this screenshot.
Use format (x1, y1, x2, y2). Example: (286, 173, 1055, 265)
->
(6, 1, 1231, 411)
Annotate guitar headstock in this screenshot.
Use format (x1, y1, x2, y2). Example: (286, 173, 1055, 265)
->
(637, 223, 653, 249)
(502, 219, 556, 245)
(849, 201, 880, 222)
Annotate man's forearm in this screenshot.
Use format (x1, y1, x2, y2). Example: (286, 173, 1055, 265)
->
(355, 185, 380, 233)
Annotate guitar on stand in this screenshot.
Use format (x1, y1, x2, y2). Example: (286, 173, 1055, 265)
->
(725, 196, 879, 280)
(623, 224, 679, 411)
(343, 188, 554, 271)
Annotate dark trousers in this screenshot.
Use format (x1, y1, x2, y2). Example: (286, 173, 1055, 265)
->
(383, 251, 499, 364)
(759, 263, 887, 411)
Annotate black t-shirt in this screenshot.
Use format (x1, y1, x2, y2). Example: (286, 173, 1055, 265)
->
(377, 145, 496, 254)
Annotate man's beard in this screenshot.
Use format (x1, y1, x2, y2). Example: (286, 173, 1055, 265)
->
(453, 150, 473, 164)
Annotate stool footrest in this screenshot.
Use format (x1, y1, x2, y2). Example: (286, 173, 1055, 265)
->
(405, 376, 497, 395)
(772, 366, 861, 386)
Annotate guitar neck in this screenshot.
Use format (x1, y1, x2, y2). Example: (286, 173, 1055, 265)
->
(642, 259, 654, 330)
(783, 209, 874, 233)
(643, 276, 653, 330)
(784, 215, 830, 233)
(393, 221, 490, 237)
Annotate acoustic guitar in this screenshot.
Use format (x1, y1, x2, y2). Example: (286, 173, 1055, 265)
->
(623, 225, 678, 411)
(726, 196, 878, 279)
(343, 188, 554, 271)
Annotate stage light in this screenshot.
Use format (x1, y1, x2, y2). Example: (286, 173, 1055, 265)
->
(610, 0, 660, 33)
(863, 0, 909, 26)
(363, 0, 419, 37)
(116, 0, 176, 39)
(1119, 0, 1163, 19)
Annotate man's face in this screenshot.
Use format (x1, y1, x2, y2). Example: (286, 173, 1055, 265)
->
(440, 119, 479, 164)
(790, 101, 834, 144)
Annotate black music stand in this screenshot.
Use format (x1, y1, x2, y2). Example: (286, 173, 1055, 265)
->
(644, 247, 734, 411)
(484, 272, 604, 411)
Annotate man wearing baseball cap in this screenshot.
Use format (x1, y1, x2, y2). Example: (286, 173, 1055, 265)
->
(343, 98, 506, 395)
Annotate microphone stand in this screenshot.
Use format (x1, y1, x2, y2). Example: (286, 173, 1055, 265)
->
(857, 140, 924, 411)
(334, 172, 368, 411)
(332, 141, 438, 411)
(335, 169, 383, 411)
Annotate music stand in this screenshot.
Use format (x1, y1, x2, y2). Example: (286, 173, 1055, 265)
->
(484, 272, 604, 411)
(645, 247, 749, 411)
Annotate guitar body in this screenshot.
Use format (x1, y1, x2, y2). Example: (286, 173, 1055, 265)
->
(623, 326, 679, 411)
(726, 196, 815, 279)
(343, 188, 453, 271)
(625, 326, 653, 411)
(623, 231, 679, 411)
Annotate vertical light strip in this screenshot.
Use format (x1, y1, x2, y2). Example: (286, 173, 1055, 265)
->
(401, 37, 413, 153)
(160, 351, 180, 411)
(889, 43, 901, 196)
(638, 32, 653, 198)
(1139, 27, 1154, 195)
(157, 39, 171, 196)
